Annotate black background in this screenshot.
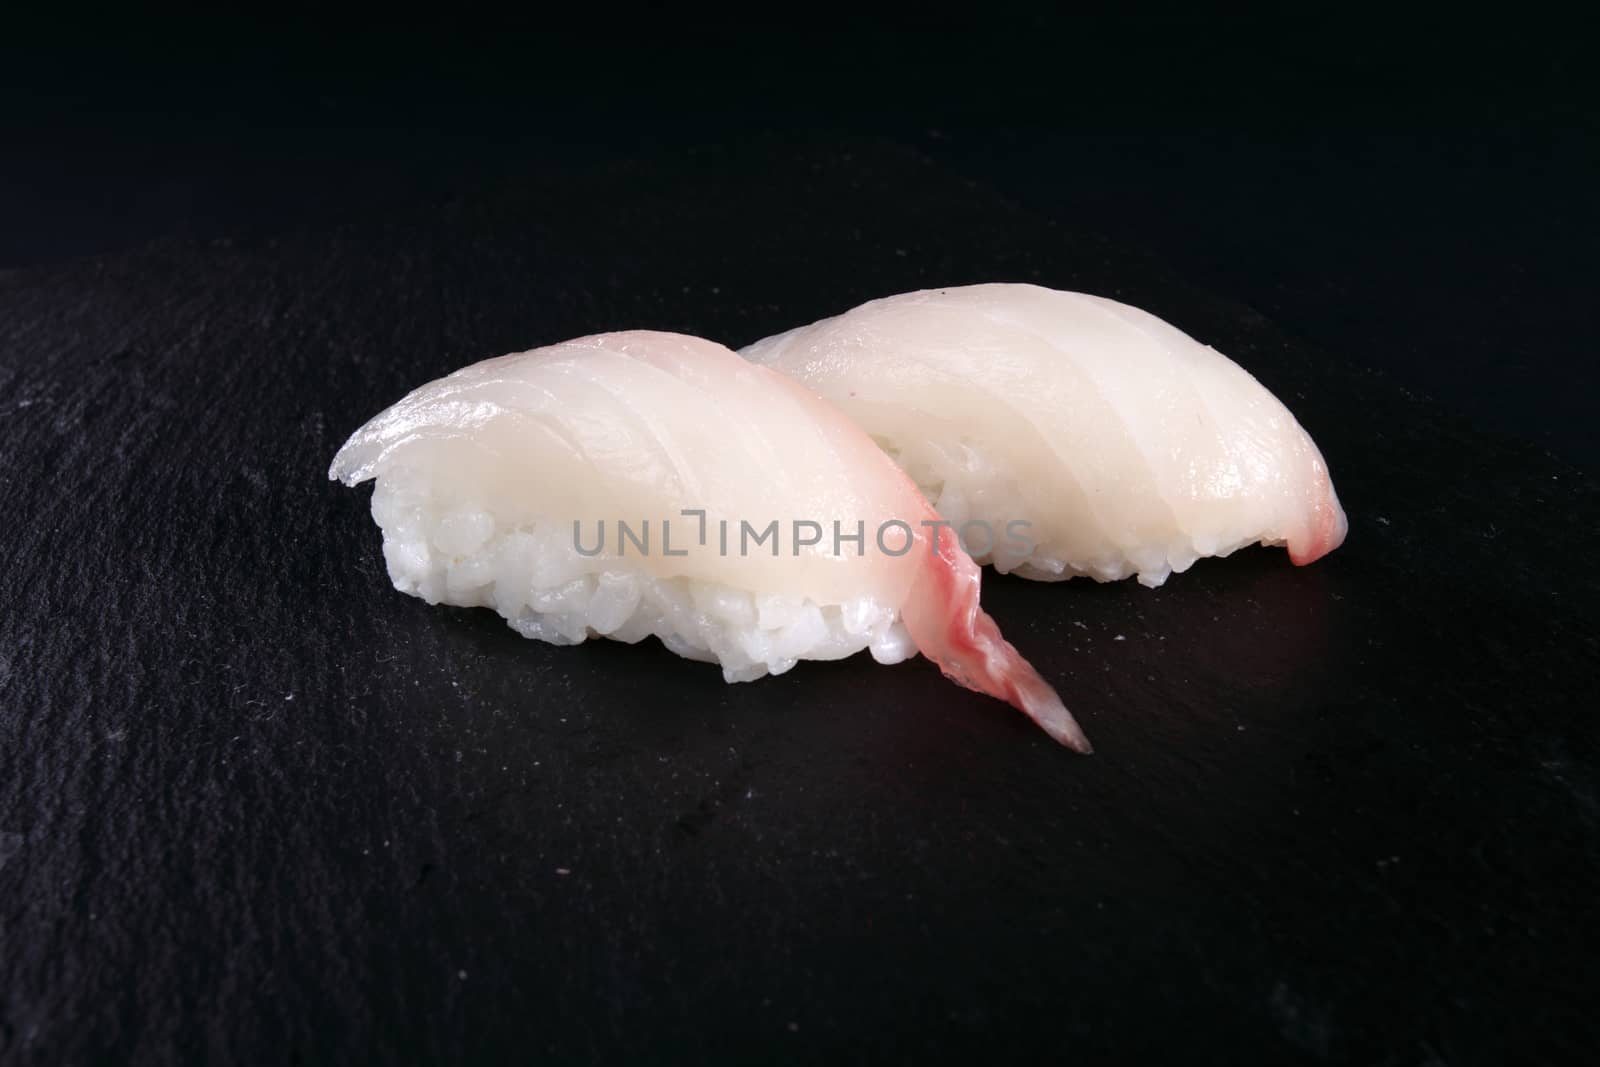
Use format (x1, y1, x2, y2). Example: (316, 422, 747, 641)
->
(2, 13, 1597, 1065)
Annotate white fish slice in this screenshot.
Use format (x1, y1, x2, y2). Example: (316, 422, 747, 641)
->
(742, 283, 1348, 588)
(331, 330, 1089, 751)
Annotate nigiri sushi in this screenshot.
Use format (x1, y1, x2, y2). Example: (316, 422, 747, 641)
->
(742, 284, 1347, 588)
(330, 330, 1089, 750)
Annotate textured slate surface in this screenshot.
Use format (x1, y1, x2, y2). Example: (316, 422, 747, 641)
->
(2, 140, 1596, 1065)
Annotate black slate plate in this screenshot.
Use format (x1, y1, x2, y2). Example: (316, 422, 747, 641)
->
(2, 139, 1596, 1065)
